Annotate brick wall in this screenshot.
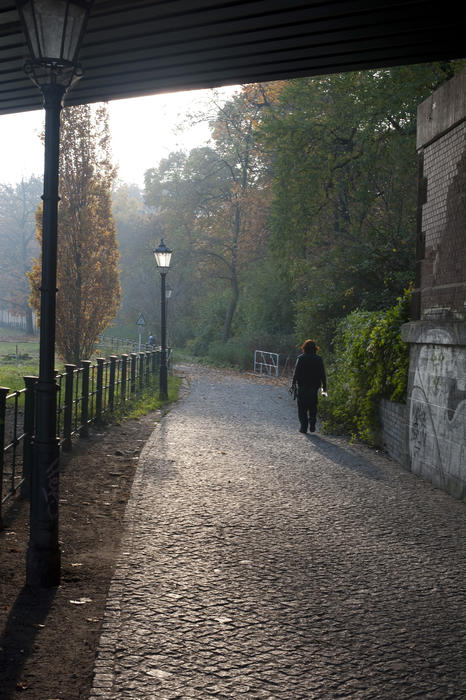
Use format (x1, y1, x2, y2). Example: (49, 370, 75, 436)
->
(417, 70, 466, 320)
(379, 399, 407, 466)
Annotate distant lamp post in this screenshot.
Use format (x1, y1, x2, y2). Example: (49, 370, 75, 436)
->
(17, 0, 93, 588)
(153, 239, 172, 400)
(165, 285, 173, 347)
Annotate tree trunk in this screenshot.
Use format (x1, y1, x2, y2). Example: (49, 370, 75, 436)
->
(223, 274, 239, 343)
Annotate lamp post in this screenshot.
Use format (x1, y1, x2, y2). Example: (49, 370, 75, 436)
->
(165, 284, 173, 349)
(17, 0, 93, 587)
(153, 239, 172, 401)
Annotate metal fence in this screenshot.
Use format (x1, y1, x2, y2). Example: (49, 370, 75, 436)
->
(95, 334, 156, 357)
(0, 348, 165, 528)
(253, 350, 280, 377)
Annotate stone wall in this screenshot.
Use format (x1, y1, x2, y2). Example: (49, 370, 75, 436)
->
(402, 68, 466, 499)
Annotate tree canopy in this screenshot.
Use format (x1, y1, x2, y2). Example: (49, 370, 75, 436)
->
(113, 61, 465, 365)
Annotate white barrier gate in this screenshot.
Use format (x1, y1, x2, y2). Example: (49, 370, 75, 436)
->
(254, 350, 279, 377)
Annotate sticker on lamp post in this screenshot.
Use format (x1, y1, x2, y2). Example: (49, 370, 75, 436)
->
(137, 313, 145, 353)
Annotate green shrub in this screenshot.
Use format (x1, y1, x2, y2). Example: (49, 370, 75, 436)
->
(207, 338, 251, 369)
(205, 333, 298, 371)
(319, 288, 411, 444)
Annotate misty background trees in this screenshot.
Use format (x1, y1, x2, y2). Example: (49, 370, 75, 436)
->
(0, 60, 464, 376)
(0, 177, 42, 334)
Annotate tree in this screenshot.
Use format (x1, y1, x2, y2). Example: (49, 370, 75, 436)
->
(0, 177, 42, 333)
(29, 104, 120, 363)
(259, 62, 464, 349)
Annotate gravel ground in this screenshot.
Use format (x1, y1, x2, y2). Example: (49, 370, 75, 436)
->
(89, 363, 466, 699)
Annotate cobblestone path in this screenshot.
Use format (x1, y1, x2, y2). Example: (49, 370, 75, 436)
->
(89, 364, 466, 699)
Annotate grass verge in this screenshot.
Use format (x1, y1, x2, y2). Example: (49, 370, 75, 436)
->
(113, 374, 182, 421)
(0, 364, 39, 392)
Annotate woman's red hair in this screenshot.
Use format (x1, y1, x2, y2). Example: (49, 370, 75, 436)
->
(301, 339, 319, 353)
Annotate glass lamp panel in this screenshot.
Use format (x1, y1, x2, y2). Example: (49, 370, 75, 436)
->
(19, 0, 88, 62)
(155, 250, 172, 269)
(154, 240, 172, 270)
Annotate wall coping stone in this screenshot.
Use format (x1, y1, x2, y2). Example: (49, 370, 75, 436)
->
(401, 320, 466, 346)
(417, 67, 466, 149)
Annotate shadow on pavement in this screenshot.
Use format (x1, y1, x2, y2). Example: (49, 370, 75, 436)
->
(0, 585, 56, 698)
(306, 433, 386, 481)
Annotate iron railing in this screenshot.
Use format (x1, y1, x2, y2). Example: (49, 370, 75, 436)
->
(0, 348, 166, 528)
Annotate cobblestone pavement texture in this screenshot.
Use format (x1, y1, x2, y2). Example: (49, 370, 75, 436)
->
(89, 364, 466, 700)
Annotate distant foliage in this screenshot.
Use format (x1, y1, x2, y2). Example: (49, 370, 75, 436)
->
(319, 288, 411, 444)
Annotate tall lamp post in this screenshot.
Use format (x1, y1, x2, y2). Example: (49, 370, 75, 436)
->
(153, 239, 172, 400)
(165, 285, 173, 349)
(16, 0, 93, 587)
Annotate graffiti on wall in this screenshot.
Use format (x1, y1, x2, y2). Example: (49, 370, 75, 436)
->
(409, 328, 466, 494)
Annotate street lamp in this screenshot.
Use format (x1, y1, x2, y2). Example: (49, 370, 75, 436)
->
(17, 0, 93, 587)
(153, 238, 172, 400)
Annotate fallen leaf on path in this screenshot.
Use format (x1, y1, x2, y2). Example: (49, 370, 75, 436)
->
(69, 597, 93, 605)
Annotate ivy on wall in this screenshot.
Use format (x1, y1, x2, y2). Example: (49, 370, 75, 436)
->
(319, 287, 411, 444)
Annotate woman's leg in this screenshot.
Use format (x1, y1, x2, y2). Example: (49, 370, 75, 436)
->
(297, 396, 308, 432)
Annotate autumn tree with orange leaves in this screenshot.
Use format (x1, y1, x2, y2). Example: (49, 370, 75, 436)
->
(29, 104, 120, 363)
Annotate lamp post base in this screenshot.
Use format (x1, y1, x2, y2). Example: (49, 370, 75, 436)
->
(160, 359, 168, 401)
(26, 436, 61, 588)
(26, 544, 61, 589)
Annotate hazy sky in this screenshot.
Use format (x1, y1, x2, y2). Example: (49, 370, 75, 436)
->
(0, 85, 238, 188)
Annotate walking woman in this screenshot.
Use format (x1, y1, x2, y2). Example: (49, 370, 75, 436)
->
(292, 339, 327, 433)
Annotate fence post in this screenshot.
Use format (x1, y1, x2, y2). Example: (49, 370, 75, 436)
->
(121, 354, 128, 403)
(0, 386, 9, 529)
(63, 364, 76, 451)
(109, 355, 117, 412)
(130, 353, 137, 394)
(145, 351, 151, 386)
(151, 349, 157, 378)
(21, 376, 37, 498)
(80, 360, 92, 438)
(96, 358, 105, 425)
(138, 353, 145, 392)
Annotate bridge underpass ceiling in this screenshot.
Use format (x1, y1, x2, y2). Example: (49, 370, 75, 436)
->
(0, 0, 464, 115)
